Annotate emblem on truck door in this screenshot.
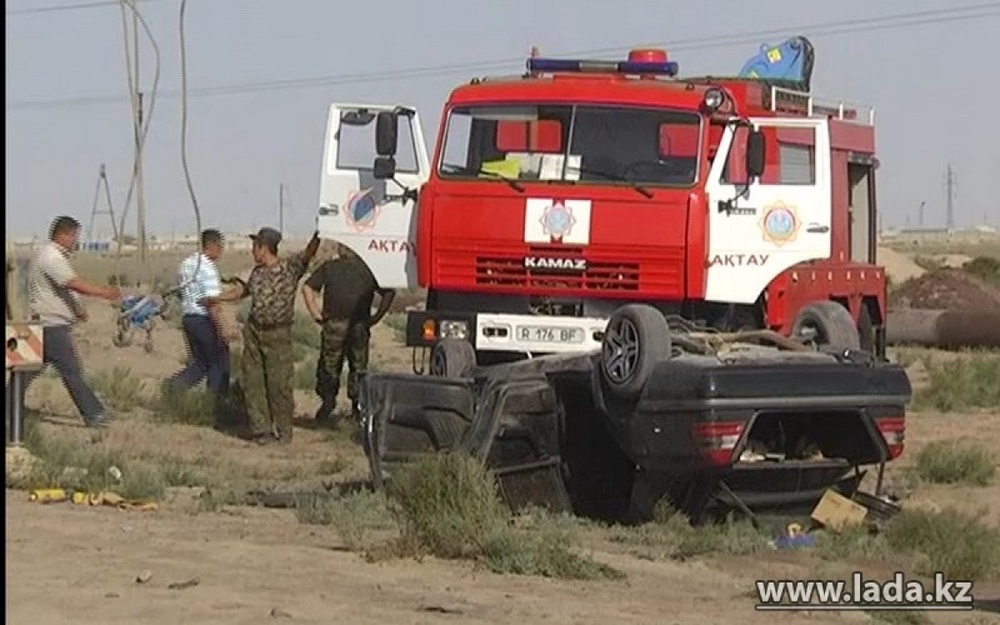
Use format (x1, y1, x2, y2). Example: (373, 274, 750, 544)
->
(759, 201, 801, 246)
(345, 188, 379, 232)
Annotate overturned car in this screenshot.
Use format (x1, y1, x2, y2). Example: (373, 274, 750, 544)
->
(357, 304, 912, 524)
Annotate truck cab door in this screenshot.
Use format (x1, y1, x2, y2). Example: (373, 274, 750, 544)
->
(317, 104, 430, 289)
(703, 117, 832, 304)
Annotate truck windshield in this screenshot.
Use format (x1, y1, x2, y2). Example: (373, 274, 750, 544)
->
(438, 104, 701, 187)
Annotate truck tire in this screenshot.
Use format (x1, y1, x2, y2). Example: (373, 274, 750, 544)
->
(429, 338, 476, 378)
(791, 301, 861, 351)
(858, 305, 875, 354)
(600, 304, 672, 400)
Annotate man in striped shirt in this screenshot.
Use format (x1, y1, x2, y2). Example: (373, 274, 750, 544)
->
(164, 229, 238, 398)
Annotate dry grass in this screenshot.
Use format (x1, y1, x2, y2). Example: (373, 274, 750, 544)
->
(914, 440, 995, 486)
(88, 366, 147, 412)
(606, 501, 772, 561)
(817, 507, 1000, 581)
(10, 417, 206, 502)
(296, 453, 623, 581)
(910, 352, 1000, 412)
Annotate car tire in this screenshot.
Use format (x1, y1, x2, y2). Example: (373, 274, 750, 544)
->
(791, 301, 861, 351)
(429, 338, 476, 378)
(600, 304, 672, 400)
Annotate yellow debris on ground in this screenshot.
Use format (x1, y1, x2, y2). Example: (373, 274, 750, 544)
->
(27, 489, 158, 511)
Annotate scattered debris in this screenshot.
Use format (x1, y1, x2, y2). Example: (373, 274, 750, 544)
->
(104, 592, 120, 599)
(420, 603, 465, 615)
(167, 577, 200, 591)
(772, 523, 816, 549)
(25, 489, 159, 511)
(811, 490, 868, 533)
(135, 569, 153, 584)
(269, 607, 293, 619)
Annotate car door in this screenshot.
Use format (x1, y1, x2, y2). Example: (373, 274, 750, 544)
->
(703, 116, 832, 304)
(358, 371, 572, 513)
(317, 104, 430, 289)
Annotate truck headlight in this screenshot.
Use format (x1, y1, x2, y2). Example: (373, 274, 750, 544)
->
(439, 320, 468, 340)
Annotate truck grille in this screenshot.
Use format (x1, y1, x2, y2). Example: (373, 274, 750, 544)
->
(475, 255, 640, 291)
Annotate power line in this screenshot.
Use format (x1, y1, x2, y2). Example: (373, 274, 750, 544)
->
(6, 3, 1000, 111)
(5, 0, 164, 16)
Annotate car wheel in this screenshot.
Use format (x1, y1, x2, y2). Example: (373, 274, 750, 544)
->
(791, 301, 861, 351)
(600, 304, 672, 400)
(429, 338, 476, 378)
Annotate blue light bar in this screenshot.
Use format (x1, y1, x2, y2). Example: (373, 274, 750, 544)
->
(526, 57, 679, 77)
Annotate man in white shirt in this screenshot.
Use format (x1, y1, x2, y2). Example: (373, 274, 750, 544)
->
(164, 229, 238, 399)
(15, 216, 121, 428)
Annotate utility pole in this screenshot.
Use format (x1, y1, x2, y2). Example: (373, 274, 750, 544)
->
(86, 164, 120, 245)
(918, 200, 926, 229)
(136, 90, 147, 260)
(133, 1, 147, 261)
(280, 183, 285, 233)
(278, 183, 285, 233)
(945, 163, 956, 231)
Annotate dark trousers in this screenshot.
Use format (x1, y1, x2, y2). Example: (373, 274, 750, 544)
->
(9, 325, 105, 424)
(167, 314, 230, 396)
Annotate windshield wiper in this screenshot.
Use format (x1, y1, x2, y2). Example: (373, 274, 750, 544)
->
(440, 164, 525, 193)
(570, 166, 653, 199)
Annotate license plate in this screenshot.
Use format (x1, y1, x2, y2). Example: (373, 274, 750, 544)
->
(515, 325, 584, 344)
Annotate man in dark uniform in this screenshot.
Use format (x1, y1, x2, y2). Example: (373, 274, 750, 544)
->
(233, 227, 320, 445)
(301, 243, 395, 426)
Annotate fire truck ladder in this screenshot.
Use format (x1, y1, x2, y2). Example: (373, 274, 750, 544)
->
(769, 85, 875, 125)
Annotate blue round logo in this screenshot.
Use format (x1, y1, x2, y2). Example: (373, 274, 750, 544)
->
(762, 205, 798, 244)
(346, 189, 378, 231)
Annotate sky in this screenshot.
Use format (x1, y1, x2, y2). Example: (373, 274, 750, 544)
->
(5, 0, 1000, 239)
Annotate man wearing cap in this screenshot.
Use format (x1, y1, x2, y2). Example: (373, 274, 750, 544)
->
(301, 243, 396, 427)
(231, 227, 320, 445)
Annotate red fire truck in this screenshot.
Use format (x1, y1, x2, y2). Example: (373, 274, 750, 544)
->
(317, 38, 885, 377)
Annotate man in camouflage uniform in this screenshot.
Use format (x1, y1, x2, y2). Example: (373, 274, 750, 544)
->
(234, 227, 320, 445)
(301, 243, 395, 427)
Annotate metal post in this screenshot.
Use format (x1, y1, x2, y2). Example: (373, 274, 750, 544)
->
(8, 369, 25, 446)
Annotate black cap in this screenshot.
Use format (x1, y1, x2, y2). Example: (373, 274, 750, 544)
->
(249, 227, 282, 248)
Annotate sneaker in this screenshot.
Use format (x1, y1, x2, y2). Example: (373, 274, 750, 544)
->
(85, 415, 111, 429)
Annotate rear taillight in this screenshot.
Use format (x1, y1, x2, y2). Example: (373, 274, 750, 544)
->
(875, 416, 905, 459)
(692, 421, 744, 466)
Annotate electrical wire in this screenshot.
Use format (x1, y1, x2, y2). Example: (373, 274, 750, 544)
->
(172, 0, 204, 298)
(5, 0, 165, 16)
(6, 2, 1000, 112)
(112, 0, 161, 292)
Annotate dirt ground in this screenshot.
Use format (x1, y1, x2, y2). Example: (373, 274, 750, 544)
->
(889, 269, 1000, 311)
(5, 250, 1000, 625)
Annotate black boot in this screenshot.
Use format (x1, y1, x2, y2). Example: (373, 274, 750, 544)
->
(314, 400, 338, 427)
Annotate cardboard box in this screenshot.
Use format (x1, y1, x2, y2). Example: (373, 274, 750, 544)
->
(810, 489, 868, 533)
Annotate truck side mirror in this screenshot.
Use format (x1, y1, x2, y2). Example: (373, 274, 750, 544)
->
(373, 156, 396, 180)
(376, 111, 398, 157)
(746, 129, 766, 180)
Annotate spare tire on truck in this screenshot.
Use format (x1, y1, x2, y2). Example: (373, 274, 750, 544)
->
(599, 304, 672, 400)
(429, 338, 476, 378)
(791, 301, 861, 351)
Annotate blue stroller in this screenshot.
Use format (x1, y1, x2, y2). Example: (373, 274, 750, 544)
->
(113, 294, 165, 353)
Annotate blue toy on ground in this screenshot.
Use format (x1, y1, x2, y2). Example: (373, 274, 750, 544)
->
(114, 294, 164, 353)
